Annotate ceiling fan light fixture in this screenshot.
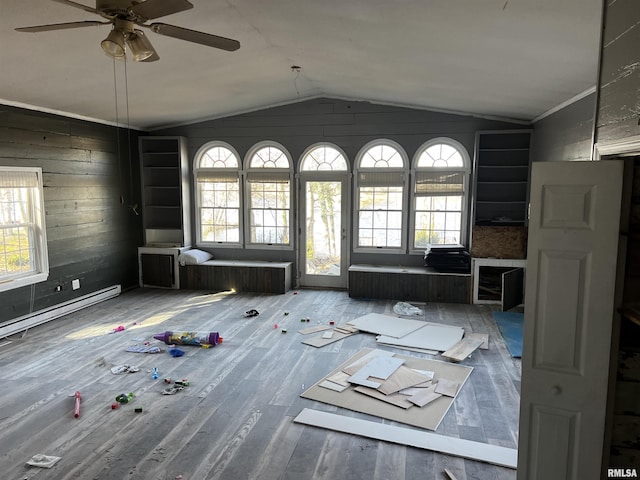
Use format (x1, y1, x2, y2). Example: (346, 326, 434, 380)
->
(127, 30, 155, 62)
(101, 28, 126, 59)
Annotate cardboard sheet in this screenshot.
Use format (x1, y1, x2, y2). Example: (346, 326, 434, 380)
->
(300, 348, 473, 431)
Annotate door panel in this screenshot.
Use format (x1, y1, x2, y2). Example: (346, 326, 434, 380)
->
(300, 178, 348, 288)
(517, 160, 623, 480)
(501, 267, 523, 311)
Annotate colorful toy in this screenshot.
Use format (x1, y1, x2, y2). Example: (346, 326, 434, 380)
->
(153, 331, 220, 346)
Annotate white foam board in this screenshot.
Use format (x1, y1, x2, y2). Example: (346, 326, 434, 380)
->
(293, 408, 517, 469)
(347, 313, 425, 338)
(377, 324, 464, 352)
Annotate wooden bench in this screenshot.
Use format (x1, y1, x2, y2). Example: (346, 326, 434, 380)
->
(179, 260, 292, 294)
(348, 264, 471, 303)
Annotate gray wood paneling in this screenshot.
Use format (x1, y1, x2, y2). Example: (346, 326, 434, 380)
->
(0, 106, 143, 323)
(531, 92, 595, 163)
(597, 1, 640, 144)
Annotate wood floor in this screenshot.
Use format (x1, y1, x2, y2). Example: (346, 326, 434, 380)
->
(0, 287, 521, 480)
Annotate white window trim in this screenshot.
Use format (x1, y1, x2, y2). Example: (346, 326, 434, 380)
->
(193, 141, 244, 248)
(244, 141, 294, 251)
(0, 166, 49, 293)
(409, 137, 471, 254)
(353, 139, 409, 254)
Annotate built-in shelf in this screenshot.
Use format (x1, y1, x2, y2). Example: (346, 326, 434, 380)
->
(473, 130, 532, 226)
(139, 136, 191, 247)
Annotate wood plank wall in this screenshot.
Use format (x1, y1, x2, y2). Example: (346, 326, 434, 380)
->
(530, 93, 595, 162)
(597, 0, 640, 143)
(155, 97, 529, 268)
(0, 105, 143, 323)
(598, 1, 640, 470)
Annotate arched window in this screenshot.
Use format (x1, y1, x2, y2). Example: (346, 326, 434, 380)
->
(300, 144, 348, 172)
(193, 141, 242, 246)
(245, 141, 293, 248)
(411, 138, 471, 249)
(354, 140, 408, 251)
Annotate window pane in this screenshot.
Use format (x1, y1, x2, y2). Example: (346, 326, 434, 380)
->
(360, 143, 404, 168)
(359, 188, 374, 209)
(447, 196, 462, 210)
(418, 143, 464, 167)
(357, 183, 404, 248)
(432, 212, 446, 229)
(433, 197, 447, 211)
(198, 179, 240, 243)
(248, 180, 290, 245)
(301, 145, 348, 171)
(0, 168, 47, 289)
(387, 211, 402, 229)
(446, 212, 461, 231)
(359, 211, 373, 228)
(200, 145, 239, 168)
(387, 190, 403, 209)
(387, 229, 402, 247)
(413, 193, 464, 247)
(250, 146, 290, 169)
(372, 190, 389, 210)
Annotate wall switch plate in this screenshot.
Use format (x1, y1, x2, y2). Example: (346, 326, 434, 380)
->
(72, 279, 80, 290)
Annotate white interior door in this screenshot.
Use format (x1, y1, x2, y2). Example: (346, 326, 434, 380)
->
(299, 177, 348, 288)
(517, 160, 624, 480)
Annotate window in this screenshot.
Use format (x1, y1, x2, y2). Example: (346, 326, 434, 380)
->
(411, 138, 470, 250)
(194, 142, 242, 246)
(300, 144, 349, 172)
(0, 167, 49, 292)
(245, 142, 293, 248)
(354, 140, 408, 251)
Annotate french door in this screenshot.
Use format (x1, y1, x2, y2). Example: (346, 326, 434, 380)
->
(299, 177, 349, 288)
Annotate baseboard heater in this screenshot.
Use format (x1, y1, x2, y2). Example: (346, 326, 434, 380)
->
(0, 284, 122, 339)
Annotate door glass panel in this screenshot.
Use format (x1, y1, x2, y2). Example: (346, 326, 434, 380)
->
(305, 181, 341, 276)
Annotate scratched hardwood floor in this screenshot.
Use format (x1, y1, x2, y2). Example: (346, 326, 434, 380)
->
(0, 288, 520, 480)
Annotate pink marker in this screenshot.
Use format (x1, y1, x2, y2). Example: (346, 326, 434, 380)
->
(74, 391, 81, 418)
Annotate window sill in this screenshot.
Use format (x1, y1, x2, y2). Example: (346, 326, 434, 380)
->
(0, 271, 49, 293)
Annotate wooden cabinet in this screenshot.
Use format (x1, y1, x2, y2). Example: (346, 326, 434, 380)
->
(138, 246, 189, 289)
(347, 265, 471, 304)
(472, 258, 526, 310)
(139, 136, 191, 247)
(473, 130, 531, 226)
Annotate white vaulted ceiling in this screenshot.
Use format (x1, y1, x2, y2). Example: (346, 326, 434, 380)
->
(0, 0, 602, 130)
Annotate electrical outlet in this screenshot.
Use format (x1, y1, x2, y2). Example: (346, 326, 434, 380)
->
(72, 279, 80, 290)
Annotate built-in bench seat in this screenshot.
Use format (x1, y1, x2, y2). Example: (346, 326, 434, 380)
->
(179, 260, 292, 294)
(348, 264, 471, 303)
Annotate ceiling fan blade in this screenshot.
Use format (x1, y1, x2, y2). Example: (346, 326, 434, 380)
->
(149, 23, 240, 51)
(15, 20, 107, 33)
(130, 0, 193, 20)
(50, 0, 99, 14)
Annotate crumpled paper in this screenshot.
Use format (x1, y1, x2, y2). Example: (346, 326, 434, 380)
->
(393, 301, 424, 316)
(110, 364, 140, 374)
(26, 453, 61, 468)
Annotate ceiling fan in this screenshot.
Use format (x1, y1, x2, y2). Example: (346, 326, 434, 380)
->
(15, 0, 240, 62)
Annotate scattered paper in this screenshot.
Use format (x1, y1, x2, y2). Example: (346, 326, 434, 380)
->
(26, 454, 61, 469)
(110, 364, 140, 374)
